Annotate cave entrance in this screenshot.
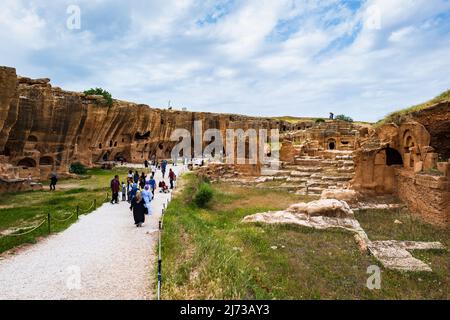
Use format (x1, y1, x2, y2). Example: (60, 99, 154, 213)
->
(17, 158, 37, 168)
(328, 139, 336, 150)
(385, 147, 403, 166)
(103, 152, 110, 161)
(39, 156, 54, 166)
(135, 131, 151, 140)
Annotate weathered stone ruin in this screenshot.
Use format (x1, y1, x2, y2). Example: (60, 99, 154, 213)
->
(352, 104, 450, 227)
(0, 66, 288, 191)
(1, 65, 448, 228)
(243, 200, 445, 272)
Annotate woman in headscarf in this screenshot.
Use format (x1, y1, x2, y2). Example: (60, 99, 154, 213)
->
(130, 191, 146, 227)
(129, 183, 139, 202)
(142, 185, 153, 215)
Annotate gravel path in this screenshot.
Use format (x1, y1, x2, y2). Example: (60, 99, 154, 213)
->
(0, 165, 185, 300)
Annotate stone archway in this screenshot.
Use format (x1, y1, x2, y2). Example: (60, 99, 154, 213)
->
(17, 157, 36, 168)
(39, 156, 54, 166)
(327, 139, 336, 150)
(385, 147, 403, 166)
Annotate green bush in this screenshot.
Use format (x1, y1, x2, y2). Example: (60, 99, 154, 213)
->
(84, 88, 113, 107)
(69, 162, 87, 175)
(193, 182, 214, 208)
(335, 114, 354, 122)
(315, 118, 325, 123)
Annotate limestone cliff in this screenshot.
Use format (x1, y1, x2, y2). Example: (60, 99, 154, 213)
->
(0, 66, 289, 179)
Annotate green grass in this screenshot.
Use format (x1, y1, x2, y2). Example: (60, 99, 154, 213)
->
(0, 167, 130, 254)
(160, 174, 449, 299)
(377, 89, 450, 126)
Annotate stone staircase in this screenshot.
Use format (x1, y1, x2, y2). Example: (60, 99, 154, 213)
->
(261, 151, 355, 195)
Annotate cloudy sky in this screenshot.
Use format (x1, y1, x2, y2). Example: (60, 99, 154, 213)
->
(1, 0, 449, 122)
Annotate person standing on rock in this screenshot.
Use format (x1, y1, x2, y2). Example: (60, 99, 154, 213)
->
(169, 169, 176, 189)
(50, 173, 58, 191)
(110, 175, 120, 204)
(130, 191, 146, 227)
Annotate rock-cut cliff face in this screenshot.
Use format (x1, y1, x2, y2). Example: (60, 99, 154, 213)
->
(0, 66, 288, 179)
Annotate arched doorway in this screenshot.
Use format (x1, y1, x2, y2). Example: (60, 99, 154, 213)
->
(385, 147, 403, 166)
(327, 139, 336, 150)
(39, 156, 54, 166)
(17, 158, 36, 168)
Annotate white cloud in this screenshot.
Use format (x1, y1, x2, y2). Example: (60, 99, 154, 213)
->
(0, 0, 449, 122)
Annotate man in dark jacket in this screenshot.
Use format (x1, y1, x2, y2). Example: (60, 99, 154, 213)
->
(50, 173, 58, 191)
(169, 169, 176, 189)
(110, 175, 120, 204)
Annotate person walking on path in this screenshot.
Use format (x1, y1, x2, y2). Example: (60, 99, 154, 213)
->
(130, 191, 146, 227)
(161, 160, 167, 178)
(144, 159, 149, 169)
(169, 168, 176, 189)
(110, 175, 120, 204)
(139, 172, 146, 190)
(129, 183, 138, 202)
(127, 170, 133, 188)
(121, 181, 127, 201)
(133, 171, 139, 184)
(141, 185, 153, 216)
(50, 173, 58, 191)
(148, 174, 156, 195)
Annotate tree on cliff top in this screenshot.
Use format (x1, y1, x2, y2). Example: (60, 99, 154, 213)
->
(84, 88, 113, 107)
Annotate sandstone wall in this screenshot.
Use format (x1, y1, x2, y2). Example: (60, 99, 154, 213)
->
(395, 169, 449, 227)
(0, 66, 288, 180)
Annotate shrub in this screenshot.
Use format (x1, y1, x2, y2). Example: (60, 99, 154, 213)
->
(194, 182, 214, 208)
(335, 114, 354, 122)
(69, 162, 87, 175)
(84, 88, 113, 107)
(315, 118, 325, 123)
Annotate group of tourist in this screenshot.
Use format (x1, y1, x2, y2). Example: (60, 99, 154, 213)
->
(110, 160, 177, 228)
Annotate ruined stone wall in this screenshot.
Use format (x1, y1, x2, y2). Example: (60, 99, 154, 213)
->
(395, 169, 449, 227)
(0, 66, 287, 180)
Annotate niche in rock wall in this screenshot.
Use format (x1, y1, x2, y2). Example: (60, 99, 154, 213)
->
(327, 139, 336, 150)
(385, 147, 403, 166)
(135, 131, 151, 140)
(39, 156, 54, 166)
(27, 135, 38, 142)
(17, 157, 36, 168)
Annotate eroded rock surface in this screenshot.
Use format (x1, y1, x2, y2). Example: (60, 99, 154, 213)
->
(243, 200, 445, 272)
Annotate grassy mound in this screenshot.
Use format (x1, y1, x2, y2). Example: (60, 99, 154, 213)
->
(378, 90, 450, 126)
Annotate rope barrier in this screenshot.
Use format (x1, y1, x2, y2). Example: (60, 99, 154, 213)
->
(2, 219, 47, 237)
(78, 200, 95, 214)
(51, 211, 77, 222)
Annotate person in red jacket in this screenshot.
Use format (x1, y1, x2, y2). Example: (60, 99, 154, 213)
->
(110, 175, 120, 204)
(169, 169, 176, 189)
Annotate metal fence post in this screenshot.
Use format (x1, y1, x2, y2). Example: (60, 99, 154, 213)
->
(76, 205, 79, 220)
(94, 199, 97, 209)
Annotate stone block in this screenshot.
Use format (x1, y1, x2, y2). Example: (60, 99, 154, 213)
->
(437, 162, 449, 177)
(414, 161, 423, 173)
(423, 153, 438, 171)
